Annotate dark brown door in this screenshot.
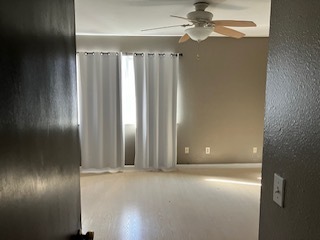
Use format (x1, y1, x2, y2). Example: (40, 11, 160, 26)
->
(0, 0, 81, 239)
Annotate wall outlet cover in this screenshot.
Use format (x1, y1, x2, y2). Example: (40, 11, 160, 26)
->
(185, 147, 189, 154)
(253, 147, 258, 154)
(205, 147, 210, 154)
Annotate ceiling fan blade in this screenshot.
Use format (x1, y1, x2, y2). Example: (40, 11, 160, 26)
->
(141, 24, 192, 32)
(213, 26, 245, 39)
(170, 15, 199, 23)
(170, 15, 191, 21)
(213, 20, 256, 27)
(179, 33, 190, 43)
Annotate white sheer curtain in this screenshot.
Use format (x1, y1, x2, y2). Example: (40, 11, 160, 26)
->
(78, 52, 124, 172)
(133, 53, 179, 170)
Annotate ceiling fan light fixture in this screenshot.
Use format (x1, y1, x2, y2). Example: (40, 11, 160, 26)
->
(185, 26, 212, 42)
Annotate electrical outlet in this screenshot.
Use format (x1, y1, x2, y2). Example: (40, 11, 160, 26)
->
(205, 147, 210, 154)
(253, 147, 258, 154)
(185, 147, 189, 154)
(273, 173, 285, 207)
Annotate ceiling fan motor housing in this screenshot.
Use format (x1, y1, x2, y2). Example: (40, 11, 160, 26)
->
(187, 2, 213, 24)
(187, 11, 213, 23)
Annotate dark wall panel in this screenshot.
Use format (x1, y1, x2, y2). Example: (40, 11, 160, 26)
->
(0, 0, 81, 239)
(259, 0, 320, 239)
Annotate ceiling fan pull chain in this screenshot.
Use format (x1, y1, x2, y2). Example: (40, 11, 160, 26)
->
(196, 41, 201, 60)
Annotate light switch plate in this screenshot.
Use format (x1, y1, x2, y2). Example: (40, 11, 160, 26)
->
(273, 173, 285, 207)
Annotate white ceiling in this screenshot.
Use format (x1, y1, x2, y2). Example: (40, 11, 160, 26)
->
(75, 0, 271, 37)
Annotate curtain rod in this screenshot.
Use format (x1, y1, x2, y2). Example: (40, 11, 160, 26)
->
(122, 52, 183, 57)
(127, 53, 183, 57)
(77, 52, 183, 57)
(78, 52, 119, 56)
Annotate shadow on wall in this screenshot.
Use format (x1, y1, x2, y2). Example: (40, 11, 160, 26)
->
(125, 124, 135, 165)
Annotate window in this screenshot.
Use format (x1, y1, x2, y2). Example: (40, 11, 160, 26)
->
(121, 55, 136, 125)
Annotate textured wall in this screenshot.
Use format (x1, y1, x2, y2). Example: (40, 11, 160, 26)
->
(77, 36, 268, 164)
(259, 0, 320, 239)
(0, 0, 81, 239)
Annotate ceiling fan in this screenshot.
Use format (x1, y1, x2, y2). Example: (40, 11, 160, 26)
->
(142, 2, 257, 43)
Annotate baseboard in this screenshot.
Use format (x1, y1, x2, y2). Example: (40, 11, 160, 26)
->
(177, 163, 262, 169)
(80, 163, 262, 174)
